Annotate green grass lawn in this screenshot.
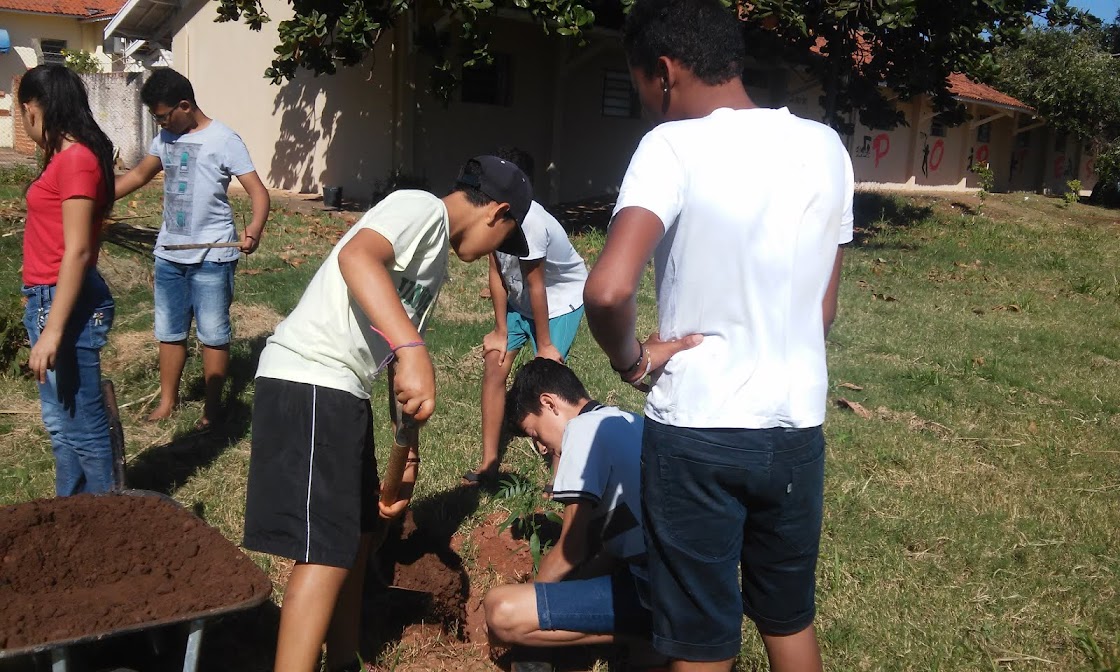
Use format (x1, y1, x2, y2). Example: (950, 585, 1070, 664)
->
(1, 182, 1118, 671)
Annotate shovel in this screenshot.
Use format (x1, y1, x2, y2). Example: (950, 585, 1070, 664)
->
(370, 374, 420, 554)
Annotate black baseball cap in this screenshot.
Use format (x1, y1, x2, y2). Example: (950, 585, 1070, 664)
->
(456, 155, 533, 257)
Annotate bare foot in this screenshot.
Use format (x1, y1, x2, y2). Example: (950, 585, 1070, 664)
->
(146, 406, 174, 422)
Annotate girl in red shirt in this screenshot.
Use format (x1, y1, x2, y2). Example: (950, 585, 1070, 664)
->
(19, 64, 118, 496)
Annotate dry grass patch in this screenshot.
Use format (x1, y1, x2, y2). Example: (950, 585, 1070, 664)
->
(230, 302, 285, 340)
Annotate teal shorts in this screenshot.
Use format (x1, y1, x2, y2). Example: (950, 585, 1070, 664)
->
(506, 306, 584, 357)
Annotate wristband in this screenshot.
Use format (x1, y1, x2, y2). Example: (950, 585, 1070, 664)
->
(392, 341, 425, 354)
(623, 347, 653, 386)
(611, 340, 644, 375)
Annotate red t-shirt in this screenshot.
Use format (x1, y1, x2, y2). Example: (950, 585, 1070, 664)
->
(23, 143, 107, 286)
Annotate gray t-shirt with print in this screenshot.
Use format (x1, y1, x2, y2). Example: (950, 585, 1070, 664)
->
(150, 120, 255, 264)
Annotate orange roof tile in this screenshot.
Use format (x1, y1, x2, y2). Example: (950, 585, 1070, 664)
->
(0, 0, 123, 18)
(947, 73, 1034, 113)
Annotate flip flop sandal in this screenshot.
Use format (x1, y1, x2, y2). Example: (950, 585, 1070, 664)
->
(462, 469, 498, 486)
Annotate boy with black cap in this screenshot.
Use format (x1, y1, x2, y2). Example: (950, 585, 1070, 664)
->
(243, 155, 533, 672)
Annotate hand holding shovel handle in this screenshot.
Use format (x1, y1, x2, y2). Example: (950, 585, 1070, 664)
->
(380, 400, 418, 509)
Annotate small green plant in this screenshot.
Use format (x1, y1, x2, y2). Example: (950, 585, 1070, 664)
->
(1065, 179, 1082, 204)
(971, 163, 995, 213)
(62, 49, 102, 75)
(1075, 630, 1120, 672)
(0, 295, 29, 376)
(0, 163, 37, 187)
(496, 473, 562, 574)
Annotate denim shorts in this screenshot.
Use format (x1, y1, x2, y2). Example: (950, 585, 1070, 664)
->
(535, 571, 651, 636)
(641, 420, 826, 661)
(506, 306, 584, 358)
(153, 256, 236, 346)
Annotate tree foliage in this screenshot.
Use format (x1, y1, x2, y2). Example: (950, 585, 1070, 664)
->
(989, 18, 1120, 197)
(737, 0, 1048, 132)
(62, 49, 102, 75)
(217, 0, 1052, 132)
(215, 0, 596, 99)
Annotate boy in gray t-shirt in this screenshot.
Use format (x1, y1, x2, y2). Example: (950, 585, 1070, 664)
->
(116, 68, 270, 429)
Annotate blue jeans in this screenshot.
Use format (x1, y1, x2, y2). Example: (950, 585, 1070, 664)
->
(22, 269, 115, 496)
(642, 420, 826, 661)
(153, 257, 236, 346)
(535, 570, 652, 636)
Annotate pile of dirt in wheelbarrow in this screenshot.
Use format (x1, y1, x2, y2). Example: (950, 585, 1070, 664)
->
(0, 493, 271, 651)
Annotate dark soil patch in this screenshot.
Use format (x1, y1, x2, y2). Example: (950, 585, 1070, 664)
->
(371, 511, 470, 642)
(0, 492, 270, 652)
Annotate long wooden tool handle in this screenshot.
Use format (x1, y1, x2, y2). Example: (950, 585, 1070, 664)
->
(160, 241, 244, 251)
(101, 378, 127, 491)
(380, 400, 418, 506)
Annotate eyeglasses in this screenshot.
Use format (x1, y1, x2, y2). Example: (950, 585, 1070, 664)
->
(150, 104, 182, 124)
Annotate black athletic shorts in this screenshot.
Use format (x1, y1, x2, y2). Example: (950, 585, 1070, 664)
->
(243, 377, 378, 568)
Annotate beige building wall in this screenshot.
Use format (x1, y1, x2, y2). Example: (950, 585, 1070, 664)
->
(552, 40, 648, 203)
(412, 19, 557, 200)
(169, 0, 396, 198)
(1078, 141, 1098, 194)
(1042, 128, 1079, 194)
(911, 109, 967, 188)
(0, 11, 114, 148)
(850, 101, 917, 187)
(1008, 123, 1045, 192)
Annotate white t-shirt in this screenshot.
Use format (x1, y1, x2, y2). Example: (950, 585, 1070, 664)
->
(613, 107, 854, 429)
(150, 120, 256, 264)
(256, 190, 450, 398)
(496, 201, 587, 319)
(552, 404, 647, 582)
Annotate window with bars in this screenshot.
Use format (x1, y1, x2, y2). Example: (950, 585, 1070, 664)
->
(461, 54, 512, 107)
(602, 70, 640, 119)
(40, 39, 67, 65)
(930, 119, 947, 138)
(976, 123, 991, 143)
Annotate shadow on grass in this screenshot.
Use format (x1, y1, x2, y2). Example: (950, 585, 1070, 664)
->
(851, 192, 934, 249)
(125, 335, 267, 495)
(549, 196, 616, 235)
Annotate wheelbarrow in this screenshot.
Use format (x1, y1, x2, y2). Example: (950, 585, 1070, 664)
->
(0, 490, 272, 672)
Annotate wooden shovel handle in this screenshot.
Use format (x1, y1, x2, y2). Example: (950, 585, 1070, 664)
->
(380, 400, 418, 506)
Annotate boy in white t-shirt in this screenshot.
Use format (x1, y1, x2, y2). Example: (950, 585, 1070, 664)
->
(483, 359, 663, 670)
(465, 147, 588, 486)
(584, 0, 853, 670)
(243, 156, 533, 672)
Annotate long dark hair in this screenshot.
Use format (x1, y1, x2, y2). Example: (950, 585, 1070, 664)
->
(18, 65, 115, 216)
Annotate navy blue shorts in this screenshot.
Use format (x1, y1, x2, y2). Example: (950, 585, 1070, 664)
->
(535, 571, 651, 636)
(641, 420, 826, 661)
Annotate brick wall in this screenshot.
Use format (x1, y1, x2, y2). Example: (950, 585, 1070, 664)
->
(11, 76, 37, 157)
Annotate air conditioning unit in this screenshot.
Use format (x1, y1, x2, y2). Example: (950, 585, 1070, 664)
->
(104, 36, 127, 55)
